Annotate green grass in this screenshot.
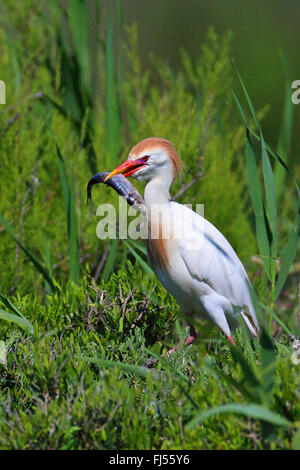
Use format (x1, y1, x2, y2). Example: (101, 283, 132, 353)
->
(0, 1, 299, 450)
(0, 270, 299, 450)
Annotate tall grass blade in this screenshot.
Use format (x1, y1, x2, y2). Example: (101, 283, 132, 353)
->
(233, 62, 260, 128)
(127, 237, 148, 256)
(275, 47, 294, 199)
(105, 6, 121, 168)
(69, 0, 90, 97)
(43, 233, 53, 296)
(56, 143, 80, 284)
(260, 327, 276, 405)
(0, 211, 55, 292)
(124, 240, 154, 277)
(260, 130, 278, 283)
(88, 0, 102, 103)
(259, 302, 291, 335)
(117, 0, 124, 114)
(44, 2, 98, 174)
(245, 130, 271, 279)
(0, 308, 33, 334)
(102, 239, 119, 282)
(0, 292, 27, 321)
(186, 403, 291, 431)
(234, 66, 278, 282)
(69, 166, 80, 284)
(232, 73, 300, 203)
(231, 88, 249, 126)
(56, 143, 69, 215)
(78, 355, 160, 379)
(274, 211, 300, 300)
(251, 128, 300, 201)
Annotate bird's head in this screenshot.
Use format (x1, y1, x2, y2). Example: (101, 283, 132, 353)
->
(104, 137, 182, 185)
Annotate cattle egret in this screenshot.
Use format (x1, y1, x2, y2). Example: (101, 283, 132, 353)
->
(103, 137, 259, 353)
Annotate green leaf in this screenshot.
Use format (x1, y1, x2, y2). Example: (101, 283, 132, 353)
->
(186, 403, 291, 431)
(250, 127, 300, 202)
(259, 302, 291, 336)
(275, 47, 294, 199)
(233, 62, 260, 129)
(232, 70, 300, 203)
(260, 327, 276, 404)
(234, 67, 277, 281)
(231, 88, 249, 126)
(274, 212, 300, 300)
(78, 356, 160, 380)
(127, 238, 148, 256)
(260, 129, 278, 282)
(56, 143, 69, 216)
(0, 292, 27, 321)
(245, 130, 271, 279)
(124, 241, 154, 277)
(0, 308, 33, 334)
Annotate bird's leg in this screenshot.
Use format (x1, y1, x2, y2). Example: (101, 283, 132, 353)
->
(167, 323, 196, 357)
(184, 323, 197, 346)
(166, 345, 179, 357)
(227, 335, 236, 346)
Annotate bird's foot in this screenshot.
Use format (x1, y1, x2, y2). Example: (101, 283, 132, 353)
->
(166, 345, 179, 358)
(184, 323, 196, 346)
(167, 324, 197, 357)
(227, 335, 236, 346)
(184, 334, 196, 346)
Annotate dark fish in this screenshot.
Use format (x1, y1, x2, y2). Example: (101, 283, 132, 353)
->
(87, 172, 145, 213)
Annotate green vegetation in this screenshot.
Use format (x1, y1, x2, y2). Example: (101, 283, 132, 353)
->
(0, 1, 299, 450)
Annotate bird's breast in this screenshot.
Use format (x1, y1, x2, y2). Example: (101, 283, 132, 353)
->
(146, 226, 171, 273)
(146, 219, 194, 298)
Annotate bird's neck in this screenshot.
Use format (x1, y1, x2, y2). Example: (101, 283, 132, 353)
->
(143, 174, 173, 245)
(143, 175, 172, 208)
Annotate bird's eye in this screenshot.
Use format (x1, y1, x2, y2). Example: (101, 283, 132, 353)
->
(141, 155, 150, 162)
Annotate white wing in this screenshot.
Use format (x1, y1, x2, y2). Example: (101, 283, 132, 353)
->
(170, 202, 259, 333)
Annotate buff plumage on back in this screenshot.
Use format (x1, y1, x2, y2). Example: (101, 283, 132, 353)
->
(129, 137, 183, 182)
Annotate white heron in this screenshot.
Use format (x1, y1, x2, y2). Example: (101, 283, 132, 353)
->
(104, 137, 259, 353)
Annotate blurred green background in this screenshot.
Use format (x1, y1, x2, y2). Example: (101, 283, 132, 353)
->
(103, 0, 300, 162)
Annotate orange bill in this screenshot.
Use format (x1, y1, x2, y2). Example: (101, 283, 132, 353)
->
(104, 158, 148, 181)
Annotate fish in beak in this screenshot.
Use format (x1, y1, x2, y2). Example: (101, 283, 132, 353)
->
(87, 172, 145, 214)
